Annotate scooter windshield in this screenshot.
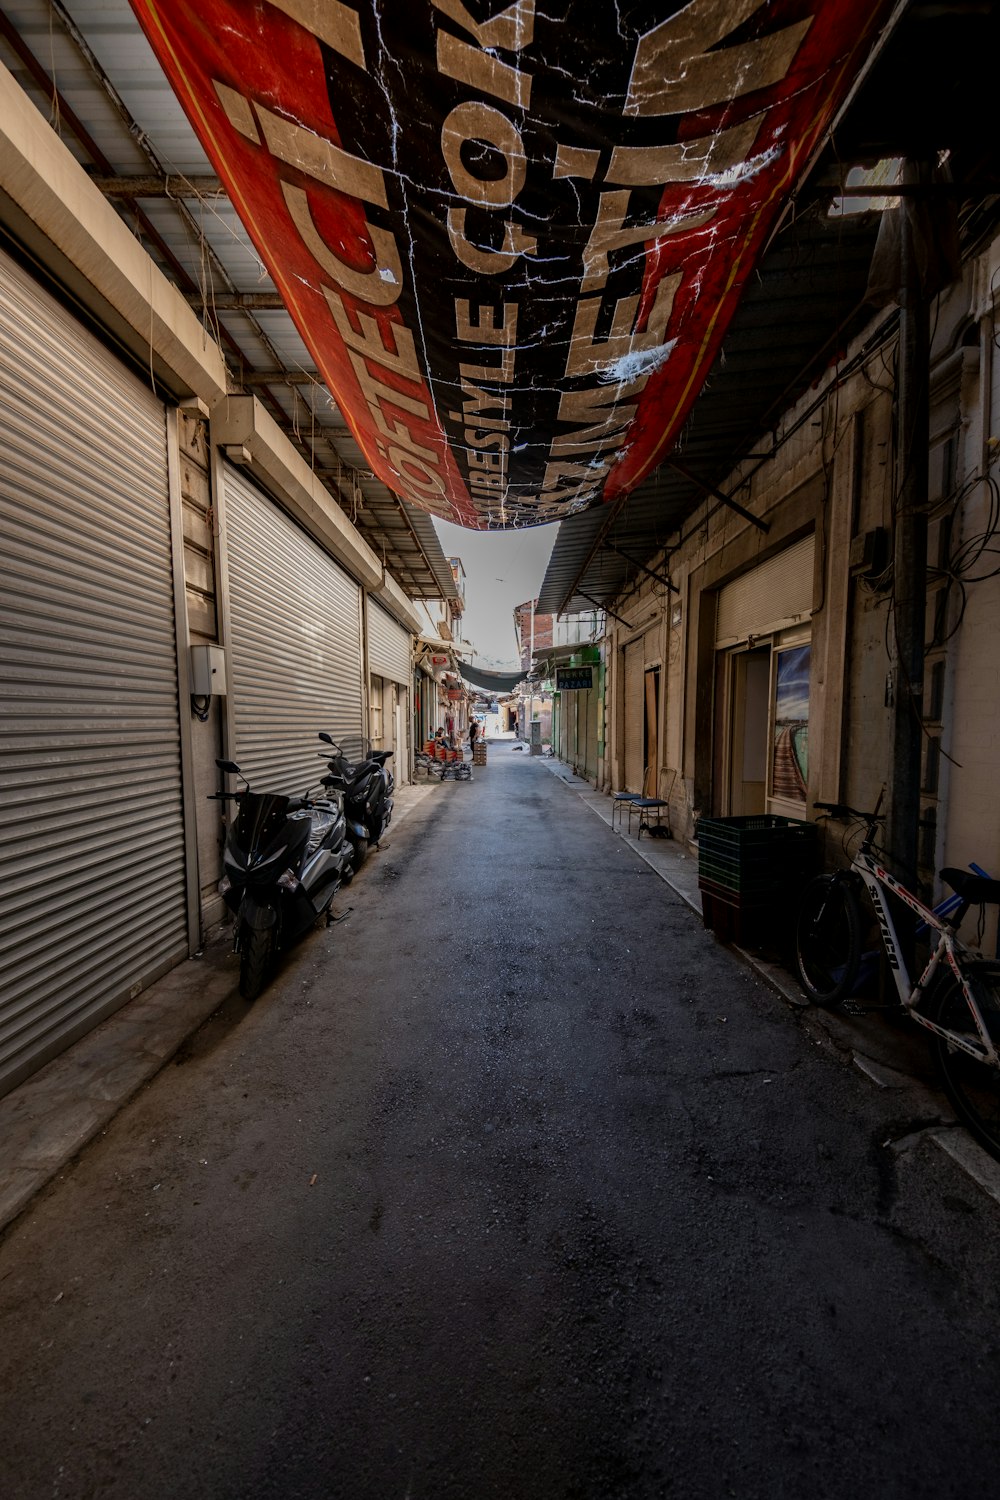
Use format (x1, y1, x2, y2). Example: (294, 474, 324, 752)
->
(234, 792, 293, 856)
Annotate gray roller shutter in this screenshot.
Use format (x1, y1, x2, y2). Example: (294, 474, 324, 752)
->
(716, 535, 814, 645)
(367, 598, 411, 684)
(224, 466, 363, 793)
(623, 638, 645, 792)
(0, 249, 187, 1099)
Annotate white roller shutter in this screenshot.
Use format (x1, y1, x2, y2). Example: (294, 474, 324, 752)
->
(367, 599, 411, 684)
(716, 535, 814, 645)
(225, 467, 364, 793)
(0, 250, 187, 1098)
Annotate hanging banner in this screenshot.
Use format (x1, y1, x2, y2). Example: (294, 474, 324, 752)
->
(129, 0, 896, 530)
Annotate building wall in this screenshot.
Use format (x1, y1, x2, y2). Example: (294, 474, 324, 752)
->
(603, 229, 1000, 906)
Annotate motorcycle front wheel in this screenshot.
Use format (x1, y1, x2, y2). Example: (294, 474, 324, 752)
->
(239, 924, 272, 1000)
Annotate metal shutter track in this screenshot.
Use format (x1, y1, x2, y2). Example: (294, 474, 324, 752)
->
(367, 599, 411, 684)
(225, 468, 364, 793)
(0, 250, 187, 1097)
(716, 535, 814, 644)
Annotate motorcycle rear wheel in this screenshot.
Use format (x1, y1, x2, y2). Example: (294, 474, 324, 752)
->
(239, 925, 272, 1000)
(352, 836, 369, 869)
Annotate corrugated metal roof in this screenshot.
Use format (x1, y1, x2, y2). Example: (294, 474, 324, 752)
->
(0, 0, 457, 600)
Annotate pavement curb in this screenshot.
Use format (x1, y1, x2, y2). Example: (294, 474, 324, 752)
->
(0, 779, 435, 1239)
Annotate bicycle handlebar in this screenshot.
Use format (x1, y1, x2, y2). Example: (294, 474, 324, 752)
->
(813, 800, 883, 824)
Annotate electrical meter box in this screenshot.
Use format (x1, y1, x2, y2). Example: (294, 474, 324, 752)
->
(190, 644, 227, 696)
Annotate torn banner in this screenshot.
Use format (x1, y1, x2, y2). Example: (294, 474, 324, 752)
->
(129, 0, 895, 530)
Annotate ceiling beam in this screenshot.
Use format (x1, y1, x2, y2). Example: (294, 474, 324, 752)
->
(90, 175, 224, 197)
(185, 292, 286, 310)
(234, 370, 318, 386)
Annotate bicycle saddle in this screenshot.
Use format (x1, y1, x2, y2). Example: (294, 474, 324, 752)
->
(941, 868, 1000, 906)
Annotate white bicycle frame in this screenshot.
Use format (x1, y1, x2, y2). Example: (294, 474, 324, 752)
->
(852, 846, 999, 1065)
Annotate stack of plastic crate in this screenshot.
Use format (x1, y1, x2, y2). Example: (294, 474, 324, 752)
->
(696, 815, 816, 950)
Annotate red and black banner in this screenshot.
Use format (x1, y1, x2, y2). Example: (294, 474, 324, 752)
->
(128, 0, 895, 529)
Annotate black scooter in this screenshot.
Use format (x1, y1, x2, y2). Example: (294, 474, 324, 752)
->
(212, 758, 351, 999)
(318, 734, 394, 871)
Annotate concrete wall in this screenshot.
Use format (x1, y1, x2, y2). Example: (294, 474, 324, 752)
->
(602, 227, 1000, 907)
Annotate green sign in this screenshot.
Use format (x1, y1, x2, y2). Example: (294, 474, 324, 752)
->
(556, 667, 593, 690)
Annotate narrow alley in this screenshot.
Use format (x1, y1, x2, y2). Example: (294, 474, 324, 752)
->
(2, 748, 1000, 1499)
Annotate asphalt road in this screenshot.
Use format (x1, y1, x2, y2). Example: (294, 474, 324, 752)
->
(3, 749, 1000, 1499)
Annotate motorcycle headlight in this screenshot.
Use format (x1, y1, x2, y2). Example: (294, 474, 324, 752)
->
(218, 875, 232, 897)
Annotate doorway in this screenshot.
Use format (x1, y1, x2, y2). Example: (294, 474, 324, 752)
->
(728, 646, 770, 816)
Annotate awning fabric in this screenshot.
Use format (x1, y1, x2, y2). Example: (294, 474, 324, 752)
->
(129, 0, 897, 530)
(458, 662, 525, 694)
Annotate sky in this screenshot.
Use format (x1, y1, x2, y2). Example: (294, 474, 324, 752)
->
(433, 519, 558, 669)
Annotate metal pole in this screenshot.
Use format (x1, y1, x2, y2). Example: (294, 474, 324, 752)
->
(529, 599, 535, 748)
(887, 161, 930, 903)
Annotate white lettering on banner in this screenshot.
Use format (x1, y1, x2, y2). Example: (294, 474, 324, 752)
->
(625, 0, 814, 117)
(283, 182, 404, 305)
(437, 30, 532, 109)
(455, 300, 519, 346)
(606, 117, 761, 189)
(224, 90, 390, 206)
(532, 1, 817, 517)
(442, 103, 527, 207)
(447, 210, 537, 273)
(215, 81, 405, 306)
(581, 193, 715, 294)
(452, 305, 518, 508)
(265, 0, 367, 69)
(325, 292, 451, 497)
(431, 0, 535, 58)
(566, 274, 681, 379)
(213, 70, 452, 508)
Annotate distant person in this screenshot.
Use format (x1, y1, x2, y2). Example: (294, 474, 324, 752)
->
(469, 719, 479, 755)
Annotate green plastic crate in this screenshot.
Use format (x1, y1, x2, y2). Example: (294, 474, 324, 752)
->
(696, 815, 816, 896)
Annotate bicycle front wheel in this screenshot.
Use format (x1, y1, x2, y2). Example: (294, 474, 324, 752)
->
(795, 874, 863, 1007)
(932, 969, 1000, 1161)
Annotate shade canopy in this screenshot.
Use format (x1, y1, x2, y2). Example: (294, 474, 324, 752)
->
(128, 0, 898, 529)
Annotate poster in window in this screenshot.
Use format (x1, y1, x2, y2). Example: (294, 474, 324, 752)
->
(772, 645, 810, 801)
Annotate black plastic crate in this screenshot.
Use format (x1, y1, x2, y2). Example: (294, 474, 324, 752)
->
(701, 886, 796, 956)
(696, 814, 816, 895)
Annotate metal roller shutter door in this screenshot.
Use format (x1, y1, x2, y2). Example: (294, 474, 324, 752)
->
(716, 535, 815, 645)
(367, 599, 411, 684)
(623, 638, 645, 792)
(0, 250, 187, 1099)
(225, 467, 364, 793)
(583, 687, 599, 782)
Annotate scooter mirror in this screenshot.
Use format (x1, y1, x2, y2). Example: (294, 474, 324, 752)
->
(318, 731, 334, 744)
(216, 758, 241, 774)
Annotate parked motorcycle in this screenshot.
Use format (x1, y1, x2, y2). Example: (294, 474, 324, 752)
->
(211, 758, 352, 999)
(317, 733, 394, 871)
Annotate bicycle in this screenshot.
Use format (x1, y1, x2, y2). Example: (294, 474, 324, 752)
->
(795, 799, 1000, 1160)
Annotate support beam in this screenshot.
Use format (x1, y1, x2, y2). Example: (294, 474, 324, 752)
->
(186, 292, 286, 310)
(90, 175, 224, 197)
(235, 370, 318, 386)
(665, 458, 769, 533)
(602, 540, 678, 594)
(579, 591, 628, 625)
(887, 160, 930, 909)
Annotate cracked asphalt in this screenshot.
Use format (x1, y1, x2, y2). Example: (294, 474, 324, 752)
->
(2, 749, 1000, 1498)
